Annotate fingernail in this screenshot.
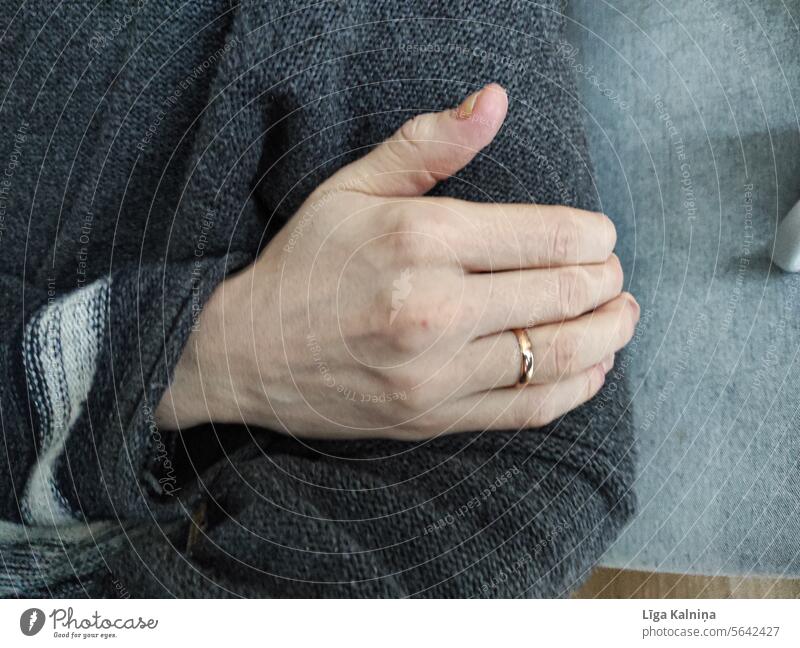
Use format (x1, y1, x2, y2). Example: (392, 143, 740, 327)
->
(456, 88, 482, 120)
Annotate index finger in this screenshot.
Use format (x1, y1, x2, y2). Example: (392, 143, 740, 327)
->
(427, 198, 617, 271)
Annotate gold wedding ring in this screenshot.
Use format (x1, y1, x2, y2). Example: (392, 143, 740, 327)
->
(512, 328, 535, 387)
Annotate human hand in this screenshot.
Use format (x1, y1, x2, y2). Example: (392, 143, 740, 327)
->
(156, 84, 639, 440)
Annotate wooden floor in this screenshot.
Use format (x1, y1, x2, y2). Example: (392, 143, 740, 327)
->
(575, 568, 800, 598)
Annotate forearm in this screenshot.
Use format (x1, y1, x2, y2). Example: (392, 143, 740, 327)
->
(154, 272, 237, 431)
(5, 256, 244, 525)
(154, 261, 286, 432)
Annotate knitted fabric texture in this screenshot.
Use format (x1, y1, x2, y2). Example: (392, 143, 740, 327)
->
(0, 0, 635, 597)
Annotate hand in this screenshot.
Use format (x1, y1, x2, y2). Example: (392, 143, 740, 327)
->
(156, 84, 639, 440)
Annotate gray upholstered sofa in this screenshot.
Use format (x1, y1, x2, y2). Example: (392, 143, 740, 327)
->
(566, 0, 800, 576)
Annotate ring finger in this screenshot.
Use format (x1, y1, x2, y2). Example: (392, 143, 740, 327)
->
(455, 292, 639, 393)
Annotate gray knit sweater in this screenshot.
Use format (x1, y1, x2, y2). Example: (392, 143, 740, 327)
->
(0, 0, 635, 597)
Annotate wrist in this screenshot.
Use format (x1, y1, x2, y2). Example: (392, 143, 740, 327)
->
(155, 269, 250, 430)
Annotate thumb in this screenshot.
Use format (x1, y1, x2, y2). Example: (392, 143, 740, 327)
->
(329, 83, 508, 197)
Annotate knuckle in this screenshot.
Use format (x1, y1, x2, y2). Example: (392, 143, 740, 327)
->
(391, 205, 421, 234)
(387, 229, 424, 264)
(388, 206, 447, 264)
(599, 212, 618, 251)
(453, 298, 479, 332)
(551, 216, 580, 261)
(617, 296, 639, 344)
(433, 296, 465, 333)
(387, 210, 426, 263)
(552, 332, 580, 377)
(627, 308, 639, 340)
(400, 292, 461, 335)
(628, 294, 641, 323)
(391, 301, 446, 353)
(412, 203, 451, 235)
(557, 267, 586, 317)
(399, 113, 427, 145)
(587, 365, 604, 401)
(626, 313, 638, 341)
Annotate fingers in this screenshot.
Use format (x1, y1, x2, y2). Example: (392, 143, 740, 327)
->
(377, 198, 616, 270)
(458, 293, 639, 392)
(437, 199, 617, 270)
(326, 83, 509, 197)
(466, 255, 624, 336)
(447, 362, 610, 432)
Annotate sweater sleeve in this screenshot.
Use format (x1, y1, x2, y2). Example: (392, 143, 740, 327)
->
(96, 362, 635, 598)
(0, 1, 253, 527)
(0, 254, 248, 525)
